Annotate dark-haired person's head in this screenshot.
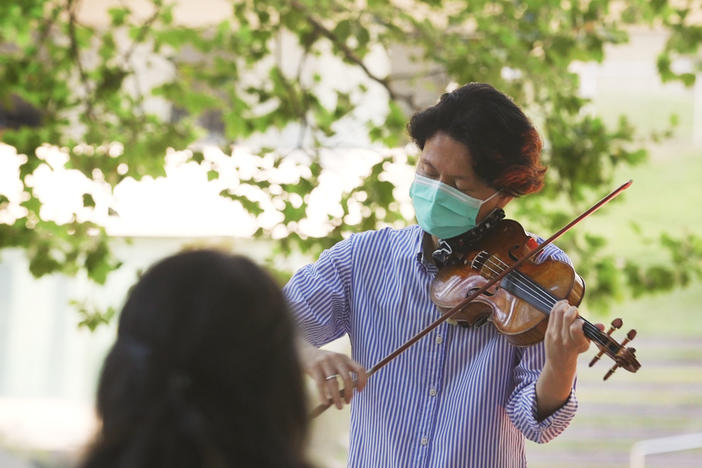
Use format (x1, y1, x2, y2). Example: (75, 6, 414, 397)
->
(80, 249, 311, 468)
(408, 82, 545, 196)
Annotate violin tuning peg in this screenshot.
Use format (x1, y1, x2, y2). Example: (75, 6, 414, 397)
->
(589, 318, 624, 368)
(588, 353, 602, 367)
(618, 329, 637, 348)
(604, 363, 620, 381)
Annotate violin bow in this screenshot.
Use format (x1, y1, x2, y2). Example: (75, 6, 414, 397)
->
(310, 180, 633, 418)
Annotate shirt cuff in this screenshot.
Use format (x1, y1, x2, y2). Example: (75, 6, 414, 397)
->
(522, 381, 578, 443)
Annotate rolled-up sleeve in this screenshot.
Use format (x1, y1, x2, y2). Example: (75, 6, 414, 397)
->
(282, 236, 354, 347)
(505, 343, 578, 443)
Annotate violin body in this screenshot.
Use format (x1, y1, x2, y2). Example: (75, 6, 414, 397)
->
(430, 219, 585, 346)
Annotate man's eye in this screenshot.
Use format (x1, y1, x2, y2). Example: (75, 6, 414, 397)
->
(419, 168, 438, 179)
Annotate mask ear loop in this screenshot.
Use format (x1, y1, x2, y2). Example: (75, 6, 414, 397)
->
(479, 190, 501, 206)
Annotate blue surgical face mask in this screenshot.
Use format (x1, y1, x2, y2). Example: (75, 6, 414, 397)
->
(409, 173, 499, 239)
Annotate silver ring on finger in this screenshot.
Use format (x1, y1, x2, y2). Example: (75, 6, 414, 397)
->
(325, 374, 339, 381)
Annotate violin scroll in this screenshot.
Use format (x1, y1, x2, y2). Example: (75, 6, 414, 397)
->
(585, 318, 641, 380)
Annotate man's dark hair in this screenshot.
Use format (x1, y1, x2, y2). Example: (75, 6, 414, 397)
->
(80, 250, 312, 468)
(408, 82, 546, 196)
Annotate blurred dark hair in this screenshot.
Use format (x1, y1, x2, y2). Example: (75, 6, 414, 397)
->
(0, 94, 42, 129)
(408, 82, 546, 196)
(80, 249, 312, 468)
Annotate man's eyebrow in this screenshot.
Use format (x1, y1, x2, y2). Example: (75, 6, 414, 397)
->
(422, 162, 472, 179)
(419, 159, 475, 181)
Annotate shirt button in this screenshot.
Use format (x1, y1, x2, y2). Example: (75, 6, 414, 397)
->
(420, 436, 428, 446)
(429, 388, 437, 396)
(435, 335, 443, 344)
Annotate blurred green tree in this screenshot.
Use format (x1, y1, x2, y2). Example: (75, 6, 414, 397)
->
(1, 0, 700, 323)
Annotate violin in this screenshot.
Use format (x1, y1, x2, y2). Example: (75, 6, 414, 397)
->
(310, 180, 641, 418)
(430, 217, 641, 378)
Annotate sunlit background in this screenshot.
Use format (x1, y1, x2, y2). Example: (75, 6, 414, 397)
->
(1, 1, 701, 467)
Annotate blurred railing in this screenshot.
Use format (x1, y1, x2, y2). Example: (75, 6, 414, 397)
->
(630, 432, 702, 468)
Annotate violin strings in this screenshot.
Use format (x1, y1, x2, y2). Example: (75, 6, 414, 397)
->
(487, 258, 614, 350)
(487, 257, 616, 351)
(478, 255, 615, 350)
(481, 256, 613, 349)
(484, 258, 613, 350)
(480, 256, 558, 311)
(479, 254, 556, 311)
(476, 253, 555, 308)
(485, 255, 571, 315)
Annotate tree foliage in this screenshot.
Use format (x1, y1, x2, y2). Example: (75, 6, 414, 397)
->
(1, 0, 701, 323)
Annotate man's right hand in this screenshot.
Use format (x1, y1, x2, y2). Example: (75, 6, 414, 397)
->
(297, 339, 368, 410)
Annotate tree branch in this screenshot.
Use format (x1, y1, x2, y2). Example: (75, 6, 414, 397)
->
(36, 4, 61, 53)
(389, 68, 447, 81)
(66, 0, 95, 119)
(295, 50, 311, 150)
(118, 4, 161, 118)
(289, 0, 419, 111)
(121, 5, 161, 64)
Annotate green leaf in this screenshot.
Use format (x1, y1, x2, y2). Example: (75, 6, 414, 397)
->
(75, 301, 117, 331)
(219, 189, 264, 216)
(283, 200, 307, 222)
(108, 7, 130, 27)
(82, 193, 95, 208)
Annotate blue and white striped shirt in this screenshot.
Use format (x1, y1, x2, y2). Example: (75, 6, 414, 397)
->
(284, 225, 577, 468)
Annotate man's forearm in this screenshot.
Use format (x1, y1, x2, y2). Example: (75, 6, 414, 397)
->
(535, 360, 576, 420)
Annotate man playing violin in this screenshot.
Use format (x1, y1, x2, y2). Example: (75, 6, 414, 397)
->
(284, 82, 596, 467)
